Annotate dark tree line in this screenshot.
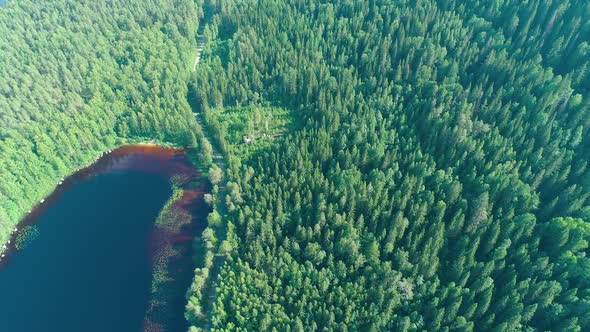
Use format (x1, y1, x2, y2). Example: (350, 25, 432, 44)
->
(187, 0, 590, 331)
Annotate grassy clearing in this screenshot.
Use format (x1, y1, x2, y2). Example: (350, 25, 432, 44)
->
(206, 106, 293, 160)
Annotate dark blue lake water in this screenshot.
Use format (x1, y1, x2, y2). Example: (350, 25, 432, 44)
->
(0, 146, 203, 332)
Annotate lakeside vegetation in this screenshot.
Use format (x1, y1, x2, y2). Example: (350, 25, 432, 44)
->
(146, 179, 194, 331)
(187, 0, 590, 330)
(14, 225, 39, 251)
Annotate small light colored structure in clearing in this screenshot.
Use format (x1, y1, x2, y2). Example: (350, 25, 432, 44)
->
(243, 135, 255, 144)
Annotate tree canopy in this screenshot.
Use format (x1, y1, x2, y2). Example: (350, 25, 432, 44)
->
(186, 0, 590, 330)
(2, 0, 590, 330)
(0, 0, 205, 245)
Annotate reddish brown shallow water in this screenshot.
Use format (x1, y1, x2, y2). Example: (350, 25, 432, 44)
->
(0, 144, 209, 332)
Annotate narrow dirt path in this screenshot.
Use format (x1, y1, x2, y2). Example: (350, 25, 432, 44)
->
(193, 36, 205, 72)
(190, 15, 228, 331)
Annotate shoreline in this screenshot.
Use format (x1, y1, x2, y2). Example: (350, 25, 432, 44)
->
(0, 142, 186, 264)
(0, 140, 208, 332)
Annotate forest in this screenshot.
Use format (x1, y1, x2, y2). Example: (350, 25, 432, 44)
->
(1, 0, 590, 331)
(0, 0, 207, 247)
(186, 0, 590, 331)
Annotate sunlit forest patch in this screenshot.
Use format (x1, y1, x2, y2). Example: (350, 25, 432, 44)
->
(205, 106, 293, 160)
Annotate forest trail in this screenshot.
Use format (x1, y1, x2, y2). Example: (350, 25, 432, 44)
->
(192, 13, 206, 72)
(192, 35, 205, 72)
(191, 19, 227, 331)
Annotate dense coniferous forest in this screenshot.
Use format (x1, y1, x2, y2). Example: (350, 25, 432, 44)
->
(2, 0, 590, 331)
(0, 0, 205, 246)
(186, 0, 590, 330)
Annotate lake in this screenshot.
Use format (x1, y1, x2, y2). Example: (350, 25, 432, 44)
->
(0, 145, 208, 332)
